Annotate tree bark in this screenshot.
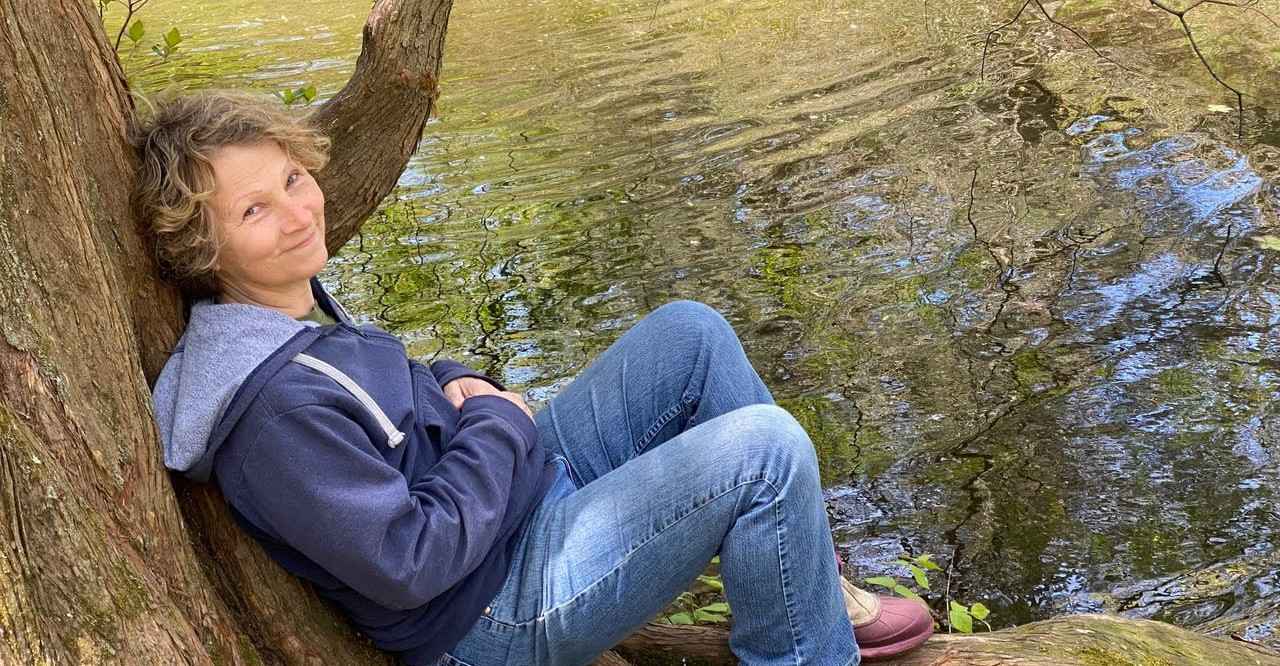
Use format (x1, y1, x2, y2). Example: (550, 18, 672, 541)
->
(0, 0, 450, 662)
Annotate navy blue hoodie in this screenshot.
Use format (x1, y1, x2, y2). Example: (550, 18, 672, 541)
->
(151, 280, 554, 664)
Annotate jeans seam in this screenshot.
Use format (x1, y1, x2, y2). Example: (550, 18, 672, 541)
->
(635, 394, 695, 454)
(546, 398, 586, 489)
(496, 473, 782, 630)
(774, 484, 803, 663)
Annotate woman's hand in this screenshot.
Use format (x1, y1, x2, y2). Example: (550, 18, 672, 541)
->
(442, 377, 534, 420)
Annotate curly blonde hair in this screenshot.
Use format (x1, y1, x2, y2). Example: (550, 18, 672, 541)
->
(131, 91, 330, 297)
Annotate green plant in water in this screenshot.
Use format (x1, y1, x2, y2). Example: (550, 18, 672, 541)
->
(864, 553, 992, 634)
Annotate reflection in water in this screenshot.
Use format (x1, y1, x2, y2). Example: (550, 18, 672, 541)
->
(122, 0, 1279, 644)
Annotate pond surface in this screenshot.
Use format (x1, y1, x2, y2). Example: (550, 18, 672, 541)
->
(121, 0, 1280, 643)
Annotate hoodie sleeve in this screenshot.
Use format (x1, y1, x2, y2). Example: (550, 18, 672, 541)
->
(429, 359, 506, 391)
(237, 394, 538, 611)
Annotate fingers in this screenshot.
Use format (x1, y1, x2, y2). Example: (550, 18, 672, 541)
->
(443, 376, 501, 409)
(442, 383, 465, 409)
(498, 391, 534, 419)
(442, 378, 531, 418)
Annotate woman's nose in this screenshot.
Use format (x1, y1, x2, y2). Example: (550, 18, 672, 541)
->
(281, 198, 313, 231)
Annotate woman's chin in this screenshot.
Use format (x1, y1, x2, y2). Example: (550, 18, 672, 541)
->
(301, 246, 329, 279)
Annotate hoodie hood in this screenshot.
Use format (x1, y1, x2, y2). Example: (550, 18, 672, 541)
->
(152, 279, 349, 481)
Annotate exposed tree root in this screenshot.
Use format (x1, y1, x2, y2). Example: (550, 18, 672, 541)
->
(593, 614, 1280, 665)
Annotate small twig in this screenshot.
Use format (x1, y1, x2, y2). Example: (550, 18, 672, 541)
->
(1031, 0, 1140, 76)
(965, 167, 981, 241)
(1222, 0, 1280, 30)
(1148, 0, 1247, 139)
(981, 0, 1033, 80)
(982, 0, 1139, 80)
(112, 0, 150, 52)
(943, 547, 957, 635)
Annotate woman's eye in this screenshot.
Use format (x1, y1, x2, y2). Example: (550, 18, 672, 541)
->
(242, 205, 261, 220)
(286, 171, 300, 187)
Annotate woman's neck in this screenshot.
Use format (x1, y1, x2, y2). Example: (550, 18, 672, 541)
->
(217, 280, 315, 319)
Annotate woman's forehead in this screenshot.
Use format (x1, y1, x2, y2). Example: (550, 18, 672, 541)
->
(211, 143, 289, 203)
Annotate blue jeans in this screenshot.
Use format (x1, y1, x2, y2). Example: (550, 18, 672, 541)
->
(440, 301, 857, 666)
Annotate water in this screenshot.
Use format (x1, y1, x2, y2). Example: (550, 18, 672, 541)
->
(118, 0, 1280, 643)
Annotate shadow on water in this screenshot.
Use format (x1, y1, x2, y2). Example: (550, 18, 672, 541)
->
(122, 0, 1280, 644)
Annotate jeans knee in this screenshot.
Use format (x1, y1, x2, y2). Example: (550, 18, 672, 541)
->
(645, 300, 740, 356)
(720, 404, 819, 477)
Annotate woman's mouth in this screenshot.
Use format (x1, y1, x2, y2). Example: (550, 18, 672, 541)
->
(288, 228, 318, 252)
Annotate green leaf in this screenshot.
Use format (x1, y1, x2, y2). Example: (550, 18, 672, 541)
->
(667, 613, 694, 625)
(969, 602, 990, 621)
(699, 602, 730, 614)
(301, 85, 317, 103)
(863, 576, 898, 590)
(949, 601, 974, 634)
(908, 564, 931, 590)
(279, 89, 296, 104)
(1255, 235, 1280, 252)
(697, 575, 724, 592)
(915, 554, 943, 571)
(164, 27, 182, 48)
(893, 584, 921, 602)
(693, 609, 728, 623)
(126, 20, 145, 43)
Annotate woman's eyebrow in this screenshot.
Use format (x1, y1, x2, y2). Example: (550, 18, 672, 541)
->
(229, 188, 266, 211)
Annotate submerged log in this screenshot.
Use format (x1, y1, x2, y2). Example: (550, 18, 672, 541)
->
(602, 614, 1280, 665)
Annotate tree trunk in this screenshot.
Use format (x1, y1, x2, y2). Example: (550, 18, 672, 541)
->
(609, 614, 1280, 666)
(0, 0, 451, 661)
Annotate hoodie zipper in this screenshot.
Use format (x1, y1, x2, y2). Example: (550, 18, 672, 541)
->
(291, 353, 406, 448)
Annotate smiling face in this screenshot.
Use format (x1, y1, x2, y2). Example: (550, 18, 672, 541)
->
(209, 141, 328, 307)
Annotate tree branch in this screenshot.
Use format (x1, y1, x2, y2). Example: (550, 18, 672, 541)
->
(310, 0, 455, 255)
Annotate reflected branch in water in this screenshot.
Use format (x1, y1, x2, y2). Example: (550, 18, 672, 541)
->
(981, 0, 1033, 81)
(981, 0, 1137, 81)
(1147, 0, 1251, 138)
(1031, 0, 1139, 77)
(983, 0, 1259, 138)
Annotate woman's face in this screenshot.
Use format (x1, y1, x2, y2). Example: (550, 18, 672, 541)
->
(208, 141, 327, 299)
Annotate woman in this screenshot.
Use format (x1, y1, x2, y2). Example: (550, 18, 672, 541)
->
(136, 92, 932, 666)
